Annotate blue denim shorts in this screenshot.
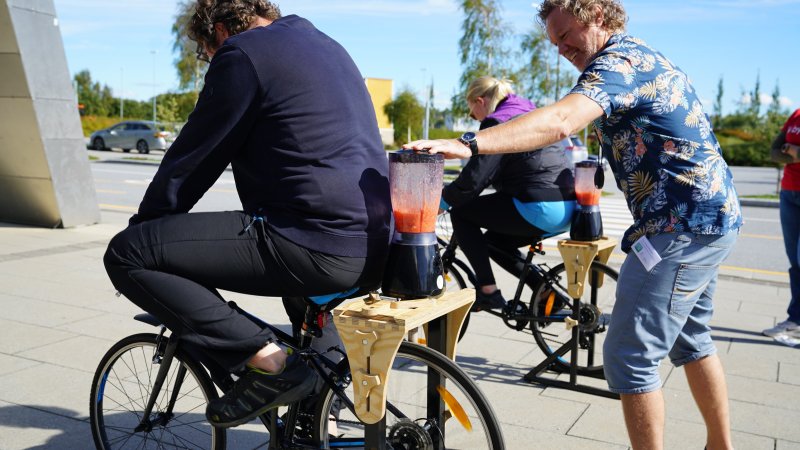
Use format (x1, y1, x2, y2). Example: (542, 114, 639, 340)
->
(603, 231, 737, 394)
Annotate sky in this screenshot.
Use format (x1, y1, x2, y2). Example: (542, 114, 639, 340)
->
(52, 0, 800, 115)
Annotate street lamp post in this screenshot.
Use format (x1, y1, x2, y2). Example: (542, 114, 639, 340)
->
(120, 67, 124, 121)
(151, 50, 157, 124)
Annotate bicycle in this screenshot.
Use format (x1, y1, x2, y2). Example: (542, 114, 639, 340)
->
(436, 211, 619, 377)
(89, 291, 505, 449)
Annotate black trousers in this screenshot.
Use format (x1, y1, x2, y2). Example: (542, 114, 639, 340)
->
(449, 192, 545, 287)
(104, 211, 383, 373)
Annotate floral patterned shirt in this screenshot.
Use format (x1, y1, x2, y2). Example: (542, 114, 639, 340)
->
(570, 33, 742, 252)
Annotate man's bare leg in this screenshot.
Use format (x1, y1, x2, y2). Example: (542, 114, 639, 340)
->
(684, 354, 733, 450)
(620, 390, 664, 450)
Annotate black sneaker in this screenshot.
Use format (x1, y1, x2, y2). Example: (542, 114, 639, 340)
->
(472, 290, 507, 311)
(206, 354, 318, 428)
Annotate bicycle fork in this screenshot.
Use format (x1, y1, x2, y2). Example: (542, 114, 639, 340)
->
(134, 326, 184, 433)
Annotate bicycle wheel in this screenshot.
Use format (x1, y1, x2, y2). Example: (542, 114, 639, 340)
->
(442, 261, 475, 343)
(313, 341, 504, 449)
(529, 261, 618, 377)
(90, 333, 225, 450)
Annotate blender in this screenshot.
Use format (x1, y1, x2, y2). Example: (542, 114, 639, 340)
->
(381, 150, 445, 299)
(570, 160, 604, 241)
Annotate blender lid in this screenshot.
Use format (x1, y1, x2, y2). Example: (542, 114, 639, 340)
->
(574, 160, 599, 168)
(389, 149, 444, 163)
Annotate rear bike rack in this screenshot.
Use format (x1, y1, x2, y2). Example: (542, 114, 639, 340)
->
(524, 237, 620, 400)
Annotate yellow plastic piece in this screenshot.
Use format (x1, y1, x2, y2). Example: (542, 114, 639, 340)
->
(437, 385, 472, 431)
(333, 289, 474, 424)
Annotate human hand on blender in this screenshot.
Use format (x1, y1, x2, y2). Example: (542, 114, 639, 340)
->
(403, 139, 472, 160)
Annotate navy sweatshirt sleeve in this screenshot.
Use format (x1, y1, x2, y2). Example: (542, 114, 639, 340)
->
(130, 47, 260, 225)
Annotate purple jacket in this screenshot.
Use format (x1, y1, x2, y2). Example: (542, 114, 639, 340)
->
(484, 94, 536, 124)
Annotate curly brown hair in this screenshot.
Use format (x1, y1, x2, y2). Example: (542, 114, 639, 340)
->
(188, 0, 282, 61)
(537, 0, 627, 33)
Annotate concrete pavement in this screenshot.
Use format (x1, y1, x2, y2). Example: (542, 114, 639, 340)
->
(0, 209, 798, 449)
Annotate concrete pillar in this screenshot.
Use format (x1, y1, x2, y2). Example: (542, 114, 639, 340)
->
(0, 0, 100, 227)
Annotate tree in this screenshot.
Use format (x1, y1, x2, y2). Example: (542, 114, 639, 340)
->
(712, 76, 724, 128)
(749, 73, 762, 117)
(172, 1, 207, 92)
(74, 69, 115, 116)
(514, 23, 582, 119)
(385, 89, 424, 145)
(768, 81, 783, 116)
(453, 0, 512, 115)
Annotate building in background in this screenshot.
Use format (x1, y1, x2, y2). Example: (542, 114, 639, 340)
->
(364, 77, 394, 146)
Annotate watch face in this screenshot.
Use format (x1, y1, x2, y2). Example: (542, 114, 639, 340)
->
(462, 132, 476, 141)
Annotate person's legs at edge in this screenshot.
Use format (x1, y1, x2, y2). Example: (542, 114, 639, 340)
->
(780, 190, 800, 325)
(683, 354, 731, 450)
(104, 211, 374, 426)
(620, 391, 665, 449)
(449, 192, 544, 297)
(604, 232, 736, 450)
(669, 262, 732, 449)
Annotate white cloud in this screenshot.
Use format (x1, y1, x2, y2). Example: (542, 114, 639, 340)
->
(739, 93, 795, 107)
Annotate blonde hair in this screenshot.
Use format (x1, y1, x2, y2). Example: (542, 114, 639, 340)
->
(466, 77, 515, 115)
(537, 0, 627, 34)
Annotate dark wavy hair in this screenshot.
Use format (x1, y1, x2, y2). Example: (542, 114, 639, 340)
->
(537, 0, 627, 33)
(188, 0, 282, 61)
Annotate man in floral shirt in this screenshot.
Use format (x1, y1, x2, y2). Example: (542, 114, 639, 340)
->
(405, 1, 741, 448)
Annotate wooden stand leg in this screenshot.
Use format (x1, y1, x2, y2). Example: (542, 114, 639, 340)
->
(334, 289, 475, 448)
(523, 238, 620, 400)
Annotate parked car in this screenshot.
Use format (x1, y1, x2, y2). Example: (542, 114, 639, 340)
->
(89, 121, 173, 154)
(559, 134, 589, 168)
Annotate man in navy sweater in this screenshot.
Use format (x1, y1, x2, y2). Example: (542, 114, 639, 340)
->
(104, 0, 391, 428)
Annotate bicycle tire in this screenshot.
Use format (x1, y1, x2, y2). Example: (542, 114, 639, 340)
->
(90, 333, 225, 450)
(442, 261, 474, 342)
(313, 341, 505, 449)
(529, 261, 618, 377)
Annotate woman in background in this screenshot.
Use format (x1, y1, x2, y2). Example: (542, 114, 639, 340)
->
(442, 76, 575, 311)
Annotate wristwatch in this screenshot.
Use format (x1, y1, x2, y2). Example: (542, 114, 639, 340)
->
(457, 131, 479, 157)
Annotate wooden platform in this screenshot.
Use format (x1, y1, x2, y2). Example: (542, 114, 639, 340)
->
(333, 289, 474, 424)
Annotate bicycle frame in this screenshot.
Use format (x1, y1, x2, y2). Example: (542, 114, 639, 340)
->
(440, 234, 564, 323)
(129, 303, 421, 449)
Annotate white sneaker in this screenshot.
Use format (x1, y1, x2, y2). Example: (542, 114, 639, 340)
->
(763, 320, 800, 337)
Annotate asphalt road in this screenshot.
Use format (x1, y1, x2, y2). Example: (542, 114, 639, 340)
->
(87, 150, 789, 277)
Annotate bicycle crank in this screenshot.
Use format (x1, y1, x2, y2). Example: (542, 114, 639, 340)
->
(502, 300, 530, 331)
(578, 304, 603, 332)
(388, 418, 433, 450)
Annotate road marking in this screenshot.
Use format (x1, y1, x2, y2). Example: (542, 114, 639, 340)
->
(719, 265, 787, 277)
(739, 233, 782, 240)
(96, 189, 126, 194)
(99, 203, 137, 212)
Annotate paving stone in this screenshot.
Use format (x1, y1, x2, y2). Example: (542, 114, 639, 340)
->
(0, 293, 104, 328)
(0, 400, 92, 450)
(778, 440, 800, 450)
(474, 377, 587, 432)
(502, 422, 628, 449)
(54, 311, 155, 342)
(17, 334, 111, 373)
(0, 365, 91, 421)
(0, 319, 76, 355)
(0, 353, 41, 377)
(780, 362, 800, 386)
